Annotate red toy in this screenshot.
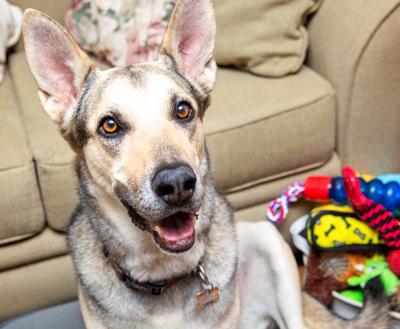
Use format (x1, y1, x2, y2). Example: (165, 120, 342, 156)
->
(342, 166, 400, 276)
(342, 166, 400, 249)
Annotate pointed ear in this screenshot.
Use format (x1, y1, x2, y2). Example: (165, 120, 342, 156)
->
(23, 9, 94, 125)
(159, 0, 217, 93)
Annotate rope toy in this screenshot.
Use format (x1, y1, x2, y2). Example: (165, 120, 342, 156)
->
(342, 166, 400, 249)
(343, 166, 400, 276)
(266, 182, 304, 224)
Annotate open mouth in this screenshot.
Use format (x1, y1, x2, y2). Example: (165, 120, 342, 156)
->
(120, 199, 197, 253)
(149, 212, 196, 253)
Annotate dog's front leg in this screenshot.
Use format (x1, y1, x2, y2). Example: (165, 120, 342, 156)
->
(237, 221, 304, 329)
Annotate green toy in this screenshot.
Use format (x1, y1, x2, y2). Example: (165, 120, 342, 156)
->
(340, 290, 364, 304)
(340, 259, 399, 303)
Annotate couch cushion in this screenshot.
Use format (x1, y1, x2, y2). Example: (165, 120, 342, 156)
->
(9, 52, 78, 232)
(206, 66, 336, 191)
(214, 0, 321, 77)
(0, 229, 68, 271)
(0, 70, 44, 244)
(0, 255, 77, 321)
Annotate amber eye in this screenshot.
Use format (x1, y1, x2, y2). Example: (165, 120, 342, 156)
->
(101, 117, 119, 134)
(176, 102, 192, 120)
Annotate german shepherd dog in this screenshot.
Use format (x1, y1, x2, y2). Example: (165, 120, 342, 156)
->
(23, 0, 389, 328)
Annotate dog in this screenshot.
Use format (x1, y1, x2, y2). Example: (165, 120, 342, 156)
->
(22, 0, 389, 328)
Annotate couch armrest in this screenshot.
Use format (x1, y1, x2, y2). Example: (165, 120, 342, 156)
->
(306, 0, 400, 174)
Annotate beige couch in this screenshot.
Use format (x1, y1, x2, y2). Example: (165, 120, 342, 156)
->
(1, 0, 400, 321)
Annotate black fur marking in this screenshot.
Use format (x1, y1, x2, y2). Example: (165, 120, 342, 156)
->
(126, 66, 146, 88)
(73, 67, 97, 148)
(120, 198, 150, 231)
(170, 61, 209, 116)
(161, 55, 209, 116)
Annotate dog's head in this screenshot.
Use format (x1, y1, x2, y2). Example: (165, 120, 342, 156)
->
(23, 0, 216, 254)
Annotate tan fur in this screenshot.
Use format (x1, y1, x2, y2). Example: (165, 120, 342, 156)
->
(79, 285, 107, 329)
(83, 74, 206, 198)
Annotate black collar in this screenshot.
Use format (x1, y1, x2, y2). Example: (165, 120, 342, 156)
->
(114, 263, 169, 295)
(103, 247, 195, 296)
(103, 247, 220, 310)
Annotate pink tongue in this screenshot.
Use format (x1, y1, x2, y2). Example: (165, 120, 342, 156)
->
(162, 221, 194, 242)
(156, 214, 195, 243)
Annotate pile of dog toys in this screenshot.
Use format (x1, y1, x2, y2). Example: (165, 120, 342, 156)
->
(267, 166, 400, 310)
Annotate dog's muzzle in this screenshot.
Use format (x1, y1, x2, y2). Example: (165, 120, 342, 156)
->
(119, 198, 198, 253)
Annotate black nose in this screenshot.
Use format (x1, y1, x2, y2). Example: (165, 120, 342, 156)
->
(152, 165, 197, 206)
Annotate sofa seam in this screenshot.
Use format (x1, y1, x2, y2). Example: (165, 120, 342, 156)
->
(0, 228, 45, 247)
(223, 158, 329, 195)
(36, 161, 75, 167)
(0, 253, 71, 273)
(0, 163, 30, 172)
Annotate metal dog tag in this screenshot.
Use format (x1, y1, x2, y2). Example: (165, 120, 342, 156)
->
(196, 287, 220, 310)
(196, 264, 220, 310)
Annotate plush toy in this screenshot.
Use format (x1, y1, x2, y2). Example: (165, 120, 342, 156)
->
(304, 204, 386, 252)
(339, 259, 399, 305)
(347, 259, 399, 294)
(304, 251, 350, 305)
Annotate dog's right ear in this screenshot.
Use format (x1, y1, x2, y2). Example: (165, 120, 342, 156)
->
(23, 9, 93, 127)
(159, 0, 216, 94)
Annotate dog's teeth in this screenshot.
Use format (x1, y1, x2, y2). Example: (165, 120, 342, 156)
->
(155, 226, 164, 237)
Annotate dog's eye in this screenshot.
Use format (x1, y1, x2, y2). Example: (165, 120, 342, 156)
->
(176, 102, 193, 120)
(100, 117, 119, 135)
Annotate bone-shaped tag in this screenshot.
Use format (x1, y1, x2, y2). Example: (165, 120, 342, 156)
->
(196, 287, 220, 310)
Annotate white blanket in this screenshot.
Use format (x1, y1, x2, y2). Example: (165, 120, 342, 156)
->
(0, 0, 21, 83)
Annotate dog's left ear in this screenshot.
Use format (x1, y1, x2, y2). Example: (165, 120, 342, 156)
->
(159, 0, 216, 93)
(23, 9, 94, 127)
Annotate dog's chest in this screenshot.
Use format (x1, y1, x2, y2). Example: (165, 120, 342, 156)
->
(146, 310, 191, 329)
(138, 294, 240, 329)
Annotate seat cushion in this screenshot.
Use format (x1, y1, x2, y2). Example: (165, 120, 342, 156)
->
(206, 66, 336, 191)
(0, 255, 77, 321)
(0, 229, 68, 271)
(0, 70, 44, 244)
(0, 301, 84, 329)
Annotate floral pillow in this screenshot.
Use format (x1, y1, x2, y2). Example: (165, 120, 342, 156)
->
(65, 0, 177, 66)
